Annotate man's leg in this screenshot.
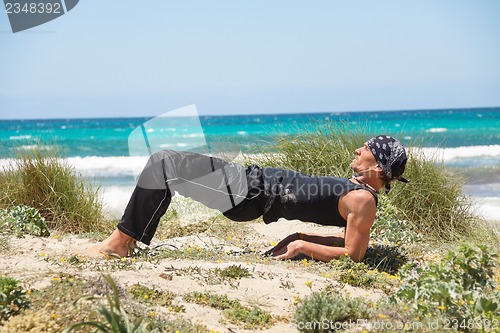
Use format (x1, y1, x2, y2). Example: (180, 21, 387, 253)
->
(85, 150, 247, 257)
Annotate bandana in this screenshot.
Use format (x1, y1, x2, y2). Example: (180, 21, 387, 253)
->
(367, 135, 409, 185)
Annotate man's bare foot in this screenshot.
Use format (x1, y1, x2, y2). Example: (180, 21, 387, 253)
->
(81, 229, 136, 259)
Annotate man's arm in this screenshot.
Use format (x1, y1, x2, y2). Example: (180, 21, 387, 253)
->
(271, 191, 376, 262)
(264, 231, 344, 256)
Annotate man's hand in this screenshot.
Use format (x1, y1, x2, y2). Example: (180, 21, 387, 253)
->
(270, 240, 302, 259)
(264, 232, 347, 261)
(263, 232, 300, 257)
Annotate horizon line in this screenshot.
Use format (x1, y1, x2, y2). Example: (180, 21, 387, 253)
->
(1, 105, 499, 121)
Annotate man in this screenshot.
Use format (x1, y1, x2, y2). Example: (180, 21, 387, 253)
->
(87, 135, 408, 263)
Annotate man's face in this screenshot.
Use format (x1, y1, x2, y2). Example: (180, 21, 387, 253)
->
(350, 143, 379, 175)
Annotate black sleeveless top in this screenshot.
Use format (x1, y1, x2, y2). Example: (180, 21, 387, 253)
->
(260, 166, 378, 226)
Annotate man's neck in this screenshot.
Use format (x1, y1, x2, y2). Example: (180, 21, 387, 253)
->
(352, 174, 383, 193)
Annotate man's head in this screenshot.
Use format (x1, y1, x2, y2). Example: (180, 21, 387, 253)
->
(366, 135, 408, 192)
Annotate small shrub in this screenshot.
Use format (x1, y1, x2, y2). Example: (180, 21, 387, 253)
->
(128, 284, 183, 312)
(391, 243, 500, 327)
(293, 290, 370, 333)
(328, 255, 399, 292)
(0, 276, 30, 321)
(330, 255, 373, 287)
(363, 244, 408, 275)
(371, 196, 422, 246)
(183, 291, 273, 329)
(222, 304, 273, 330)
(183, 291, 237, 310)
(0, 205, 50, 237)
(177, 265, 253, 288)
(213, 264, 252, 280)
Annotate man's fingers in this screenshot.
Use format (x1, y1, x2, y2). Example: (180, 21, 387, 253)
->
(262, 249, 274, 256)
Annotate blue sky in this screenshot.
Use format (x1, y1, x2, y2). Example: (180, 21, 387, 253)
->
(1, 0, 500, 119)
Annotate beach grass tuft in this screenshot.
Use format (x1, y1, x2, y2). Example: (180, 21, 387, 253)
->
(390, 144, 497, 245)
(245, 120, 368, 177)
(0, 144, 110, 233)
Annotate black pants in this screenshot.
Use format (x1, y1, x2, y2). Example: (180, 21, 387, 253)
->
(117, 150, 266, 245)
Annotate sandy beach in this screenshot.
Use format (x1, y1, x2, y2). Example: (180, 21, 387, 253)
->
(0, 217, 388, 332)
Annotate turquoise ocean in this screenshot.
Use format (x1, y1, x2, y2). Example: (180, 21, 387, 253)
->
(1, 107, 499, 220)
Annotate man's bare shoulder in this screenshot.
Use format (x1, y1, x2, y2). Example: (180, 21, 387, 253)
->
(342, 190, 377, 209)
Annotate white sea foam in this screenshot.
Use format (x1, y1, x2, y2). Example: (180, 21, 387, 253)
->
(9, 135, 32, 140)
(183, 133, 204, 138)
(64, 156, 150, 178)
(426, 127, 448, 133)
(417, 145, 500, 163)
(98, 186, 135, 219)
(470, 197, 500, 222)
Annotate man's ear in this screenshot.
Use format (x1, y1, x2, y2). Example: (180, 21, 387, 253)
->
(372, 164, 384, 177)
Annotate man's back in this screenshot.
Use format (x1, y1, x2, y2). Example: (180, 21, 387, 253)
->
(261, 167, 378, 225)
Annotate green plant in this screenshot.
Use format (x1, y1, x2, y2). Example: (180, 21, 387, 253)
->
(183, 291, 238, 310)
(371, 196, 422, 246)
(222, 304, 274, 330)
(0, 233, 11, 255)
(333, 259, 375, 288)
(293, 290, 370, 333)
(363, 244, 408, 275)
(328, 255, 400, 293)
(213, 264, 252, 280)
(63, 275, 159, 333)
(183, 291, 274, 329)
(391, 243, 500, 329)
(0, 276, 31, 321)
(0, 144, 108, 233)
(0, 205, 50, 237)
(173, 264, 254, 289)
(128, 284, 184, 312)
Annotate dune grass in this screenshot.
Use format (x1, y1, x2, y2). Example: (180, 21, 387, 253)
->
(246, 120, 367, 177)
(389, 146, 494, 244)
(0, 145, 109, 233)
